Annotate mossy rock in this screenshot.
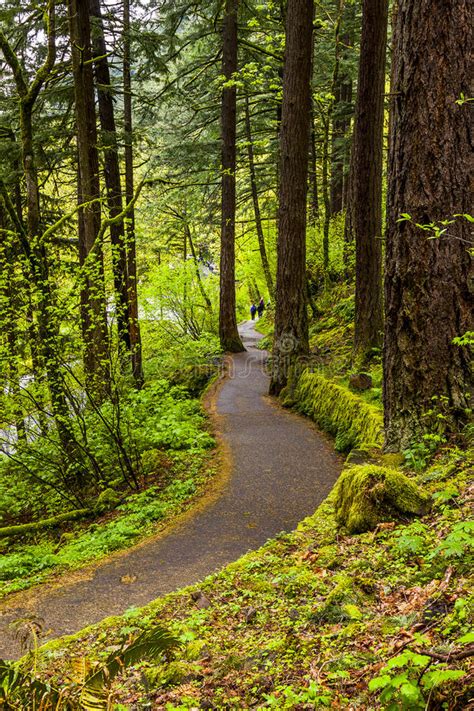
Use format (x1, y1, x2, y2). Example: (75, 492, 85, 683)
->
(95, 488, 121, 514)
(291, 371, 383, 452)
(334, 464, 431, 534)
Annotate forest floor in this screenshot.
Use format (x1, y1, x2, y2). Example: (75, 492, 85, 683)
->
(0, 321, 341, 659)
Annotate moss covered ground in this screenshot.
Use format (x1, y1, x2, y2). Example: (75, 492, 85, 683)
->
(18, 442, 473, 709)
(3, 292, 473, 709)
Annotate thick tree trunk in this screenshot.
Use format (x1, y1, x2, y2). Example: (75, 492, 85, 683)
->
(89, 0, 130, 358)
(69, 0, 110, 398)
(384, 0, 473, 450)
(352, 0, 388, 365)
(219, 0, 244, 352)
(244, 94, 274, 299)
(123, 0, 144, 387)
(270, 0, 313, 395)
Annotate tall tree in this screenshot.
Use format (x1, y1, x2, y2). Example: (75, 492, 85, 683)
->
(89, 0, 130, 359)
(384, 0, 473, 450)
(351, 0, 388, 366)
(270, 0, 313, 395)
(219, 0, 244, 352)
(69, 0, 110, 397)
(244, 94, 274, 298)
(0, 4, 85, 471)
(123, 0, 144, 387)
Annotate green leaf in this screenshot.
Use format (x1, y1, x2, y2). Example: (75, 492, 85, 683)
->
(422, 669, 466, 690)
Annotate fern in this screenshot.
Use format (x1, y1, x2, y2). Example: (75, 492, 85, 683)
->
(80, 625, 179, 710)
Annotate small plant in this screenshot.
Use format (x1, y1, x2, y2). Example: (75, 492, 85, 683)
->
(369, 649, 466, 710)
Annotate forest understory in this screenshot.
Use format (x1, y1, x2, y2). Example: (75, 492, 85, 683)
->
(0, 0, 472, 707)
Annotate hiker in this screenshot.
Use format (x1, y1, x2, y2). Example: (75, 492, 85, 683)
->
(257, 297, 265, 319)
(250, 303, 257, 320)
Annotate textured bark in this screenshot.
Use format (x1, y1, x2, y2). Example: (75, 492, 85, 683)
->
(219, 0, 244, 352)
(69, 0, 110, 398)
(89, 0, 130, 357)
(384, 0, 473, 450)
(352, 0, 388, 365)
(244, 94, 274, 298)
(270, 0, 313, 395)
(123, 0, 144, 387)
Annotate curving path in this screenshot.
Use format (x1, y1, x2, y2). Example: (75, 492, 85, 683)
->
(0, 321, 341, 659)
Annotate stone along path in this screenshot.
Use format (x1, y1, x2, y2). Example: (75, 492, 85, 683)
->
(0, 321, 341, 659)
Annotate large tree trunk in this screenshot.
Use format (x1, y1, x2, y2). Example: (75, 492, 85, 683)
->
(69, 0, 110, 399)
(351, 0, 388, 365)
(89, 0, 130, 358)
(383, 0, 473, 451)
(123, 0, 144, 387)
(270, 0, 313, 395)
(244, 94, 274, 299)
(219, 0, 244, 352)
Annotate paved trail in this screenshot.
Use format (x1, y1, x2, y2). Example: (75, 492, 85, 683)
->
(0, 321, 340, 659)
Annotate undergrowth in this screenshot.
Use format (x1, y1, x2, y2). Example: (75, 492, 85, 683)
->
(16, 443, 472, 709)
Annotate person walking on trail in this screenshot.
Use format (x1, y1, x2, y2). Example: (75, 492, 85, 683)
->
(250, 303, 257, 320)
(257, 297, 265, 319)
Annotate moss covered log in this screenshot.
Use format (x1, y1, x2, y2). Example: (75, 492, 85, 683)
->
(334, 464, 431, 533)
(287, 370, 383, 452)
(0, 509, 91, 539)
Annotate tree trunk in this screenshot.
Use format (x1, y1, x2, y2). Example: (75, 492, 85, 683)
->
(352, 0, 388, 366)
(219, 0, 244, 352)
(244, 94, 274, 299)
(186, 223, 213, 311)
(308, 106, 319, 226)
(270, 0, 313, 395)
(69, 0, 110, 399)
(89, 0, 130, 358)
(123, 0, 144, 387)
(384, 0, 473, 450)
(321, 0, 343, 270)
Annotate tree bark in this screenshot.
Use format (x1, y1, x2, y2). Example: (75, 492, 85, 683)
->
(384, 0, 473, 450)
(219, 0, 244, 352)
(123, 0, 144, 387)
(69, 0, 110, 399)
(89, 0, 130, 358)
(321, 0, 343, 270)
(352, 0, 388, 366)
(308, 106, 319, 227)
(244, 94, 274, 299)
(270, 0, 313, 395)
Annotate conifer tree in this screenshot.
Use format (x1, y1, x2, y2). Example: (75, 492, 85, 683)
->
(384, 0, 473, 449)
(270, 0, 313, 395)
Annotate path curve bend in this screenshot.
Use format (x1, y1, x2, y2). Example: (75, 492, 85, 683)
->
(0, 321, 341, 659)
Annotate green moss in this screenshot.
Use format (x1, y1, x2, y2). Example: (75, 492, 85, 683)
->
(291, 371, 383, 452)
(95, 488, 121, 514)
(334, 465, 431, 534)
(0, 509, 90, 539)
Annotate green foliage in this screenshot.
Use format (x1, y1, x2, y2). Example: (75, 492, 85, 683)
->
(0, 624, 179, 710)
(369, 649, 466, 710)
